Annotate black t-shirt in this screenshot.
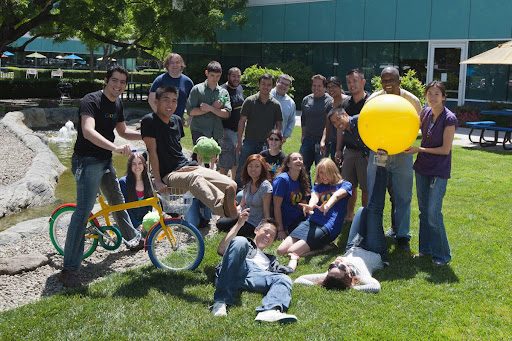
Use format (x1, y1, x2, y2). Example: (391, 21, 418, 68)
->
(220, 84, 244, 132)
(259, 149, 287, 179)
(73, 90, 125, 160)
(341, 92, 369, 116)
(140, 113, 193, 177)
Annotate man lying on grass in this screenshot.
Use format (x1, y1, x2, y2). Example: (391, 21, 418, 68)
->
(212, 209, 298, 323)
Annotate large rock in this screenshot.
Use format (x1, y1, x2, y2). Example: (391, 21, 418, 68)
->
(0, 254, 50, 275)
(0, 112, 66, 217)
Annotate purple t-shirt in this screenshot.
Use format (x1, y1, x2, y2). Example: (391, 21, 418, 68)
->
(310, 181, 352, 240)
(413, 107, 458, 179)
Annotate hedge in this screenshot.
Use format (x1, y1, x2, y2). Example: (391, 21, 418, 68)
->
(0, 78, 104, 99)
(3, 67, 161, 83)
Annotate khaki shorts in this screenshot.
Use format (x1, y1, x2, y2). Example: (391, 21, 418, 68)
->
(341, 148, 368, 191)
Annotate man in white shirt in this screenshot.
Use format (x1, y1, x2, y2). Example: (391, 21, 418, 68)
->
(212, 209, 297, 323)
(270, 74, 296, 143)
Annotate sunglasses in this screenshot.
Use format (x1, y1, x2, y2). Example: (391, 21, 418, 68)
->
(268, 137, 281, 142)
(328, 262, 347, 272)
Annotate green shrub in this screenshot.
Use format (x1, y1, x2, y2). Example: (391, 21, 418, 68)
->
(241, 64, 294, 99)
(371, 69, 426, 107)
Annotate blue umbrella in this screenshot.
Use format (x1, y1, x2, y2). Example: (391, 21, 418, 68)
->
(2, 51, 14, 56)
(63, 54, 83, 60)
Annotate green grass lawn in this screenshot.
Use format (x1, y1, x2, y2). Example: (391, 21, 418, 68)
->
(1, 126, 511, 340)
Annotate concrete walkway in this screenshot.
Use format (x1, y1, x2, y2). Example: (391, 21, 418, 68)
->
(294, 113, 508, 150)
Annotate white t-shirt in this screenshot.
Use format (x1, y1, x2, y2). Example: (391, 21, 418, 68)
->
(246, 248, 270, 270)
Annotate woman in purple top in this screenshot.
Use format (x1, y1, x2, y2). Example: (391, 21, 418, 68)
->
(405, 81, 457, 265)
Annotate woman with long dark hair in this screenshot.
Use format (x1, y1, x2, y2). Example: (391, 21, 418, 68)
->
(273, 152, 311, 241)
(119, 153, 153, 231)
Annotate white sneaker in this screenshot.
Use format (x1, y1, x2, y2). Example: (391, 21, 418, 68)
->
(255, 309, 297, 323)
(212, 302, 227, 317)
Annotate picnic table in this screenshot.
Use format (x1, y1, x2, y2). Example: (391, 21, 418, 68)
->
(122, 82, 149, 102)
(467, 110, 512, 150)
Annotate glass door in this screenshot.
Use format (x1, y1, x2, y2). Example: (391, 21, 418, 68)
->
(427, 42, 468, 107)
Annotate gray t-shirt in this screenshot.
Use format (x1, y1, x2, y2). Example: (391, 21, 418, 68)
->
(301, 93, 333, 141)
(242, 179, 273, 227)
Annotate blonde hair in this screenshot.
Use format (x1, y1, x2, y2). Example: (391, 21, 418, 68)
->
(314, 158, 342, 185)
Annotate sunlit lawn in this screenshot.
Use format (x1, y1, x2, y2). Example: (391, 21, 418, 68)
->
(1, 123, 511, 340)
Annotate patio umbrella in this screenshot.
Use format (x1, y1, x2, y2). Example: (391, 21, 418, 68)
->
(55, 55, 63, 59)
(97, 56, 116, 61)
(109, 46, 157, 60)
(3, 51, 14, 56)
(63, 54, 83, 60)
(461, 40, 512, 65)
(26, 52, 46, 66)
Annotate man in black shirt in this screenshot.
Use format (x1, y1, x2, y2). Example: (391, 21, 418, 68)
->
(141, 86, 238, 219)
(61, 66, 143, 288)
(219, 67, 244, 179)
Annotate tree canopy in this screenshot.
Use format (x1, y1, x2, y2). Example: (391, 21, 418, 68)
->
(0, 0, 248, 53)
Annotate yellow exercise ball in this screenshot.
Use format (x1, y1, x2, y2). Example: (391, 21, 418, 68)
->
(359, 94, 420, 155)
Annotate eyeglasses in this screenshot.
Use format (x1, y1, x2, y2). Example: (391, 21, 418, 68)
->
(327, 85, 340, 90)
(268, 137, 281, 142)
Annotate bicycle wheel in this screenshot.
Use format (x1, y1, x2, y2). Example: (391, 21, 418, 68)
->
(146, 219, 204, 271)
(49, 205, 99, 259)
(98, 226, 122, 250)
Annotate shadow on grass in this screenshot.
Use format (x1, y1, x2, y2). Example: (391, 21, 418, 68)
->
(377, 245, 459, 284)
(462, 146, 511, 155)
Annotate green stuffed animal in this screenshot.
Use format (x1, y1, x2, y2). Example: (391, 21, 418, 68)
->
(192, 137, 221, 164)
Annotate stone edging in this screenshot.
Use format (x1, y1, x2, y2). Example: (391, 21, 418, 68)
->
(0, 111, 66, 217)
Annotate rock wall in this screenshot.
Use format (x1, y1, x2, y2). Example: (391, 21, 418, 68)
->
(0, 111, 66, 217)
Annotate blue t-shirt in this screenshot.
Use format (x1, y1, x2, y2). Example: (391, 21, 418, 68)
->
(310, 181, 352, 240)
(150, 73, 194, 117)
(273, 173, 304, 229)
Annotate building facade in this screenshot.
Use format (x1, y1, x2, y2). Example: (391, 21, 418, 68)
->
(172, 0, 512, 107)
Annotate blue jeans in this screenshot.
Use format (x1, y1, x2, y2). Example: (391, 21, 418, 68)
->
(63, 155, 138, 271)
(235, 140, 265, 188)
(299, 139, 323, 179)
(214, 237, 293, 312)
(415, 173, 451, 263)
(346, 166, 388, 261)
(367, 151, 413, 240)
(184, 198, 212, 228)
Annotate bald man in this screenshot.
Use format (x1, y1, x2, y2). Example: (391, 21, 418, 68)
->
(364, 67, 421, 252)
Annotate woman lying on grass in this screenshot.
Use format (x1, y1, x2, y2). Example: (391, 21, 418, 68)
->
(294, 156, 390, 292)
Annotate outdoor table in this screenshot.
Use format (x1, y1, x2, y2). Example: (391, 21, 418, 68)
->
(123, 82, 148, 102)
(475, 110, 512, 149)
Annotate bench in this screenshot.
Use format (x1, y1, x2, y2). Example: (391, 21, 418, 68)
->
(476, 125, 512, 150)
(465, 121, 496, 143)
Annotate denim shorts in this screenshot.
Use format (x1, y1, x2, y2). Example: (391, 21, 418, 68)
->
(289, 220, 331, 250)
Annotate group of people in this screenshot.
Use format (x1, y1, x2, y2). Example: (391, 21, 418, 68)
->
(60, 52, 457, 324)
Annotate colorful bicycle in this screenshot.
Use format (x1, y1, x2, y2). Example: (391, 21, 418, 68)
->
(49, 152, 205, 271)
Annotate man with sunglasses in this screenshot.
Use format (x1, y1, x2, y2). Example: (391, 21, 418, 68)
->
(212, 209, 297, 323)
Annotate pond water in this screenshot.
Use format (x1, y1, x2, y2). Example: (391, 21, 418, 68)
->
(0, 125, 129, 232)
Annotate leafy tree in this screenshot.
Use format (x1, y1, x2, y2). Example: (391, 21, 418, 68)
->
(371, 69, 426, 106)
(0, 0, 248, 55)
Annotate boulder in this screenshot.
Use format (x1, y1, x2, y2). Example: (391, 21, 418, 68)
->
(0, 254, 51, 275)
